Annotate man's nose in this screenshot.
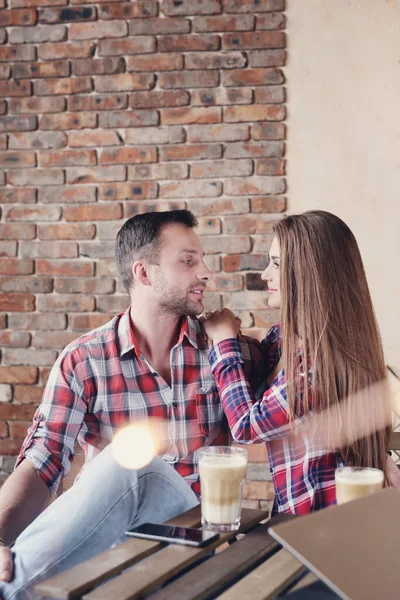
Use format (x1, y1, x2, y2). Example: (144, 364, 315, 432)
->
(198, 261, 212, 281)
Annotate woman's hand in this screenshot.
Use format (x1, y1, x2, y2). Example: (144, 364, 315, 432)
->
(386, 455, 400, 488)
(200, 308, 241, 345)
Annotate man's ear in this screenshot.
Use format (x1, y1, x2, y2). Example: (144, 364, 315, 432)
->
(132, 260, 151, 286)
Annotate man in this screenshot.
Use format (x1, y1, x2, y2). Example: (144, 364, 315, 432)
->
(0, 210, 262, 599)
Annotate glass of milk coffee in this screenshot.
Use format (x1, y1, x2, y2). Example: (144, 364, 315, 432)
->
(335, 466, 384, 505)
(198, 446, 248, 531)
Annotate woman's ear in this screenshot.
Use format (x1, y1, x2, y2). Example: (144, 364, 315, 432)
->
(132, 260, 151, 286)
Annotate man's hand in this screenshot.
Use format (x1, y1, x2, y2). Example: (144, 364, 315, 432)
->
(386, 455, 400, 488)
(0, 544, 13, 582)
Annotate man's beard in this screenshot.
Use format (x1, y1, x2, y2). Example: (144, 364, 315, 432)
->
(153, 275, 203, 317)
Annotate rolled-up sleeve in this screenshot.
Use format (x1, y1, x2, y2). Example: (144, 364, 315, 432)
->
(15, 346, 88, 496)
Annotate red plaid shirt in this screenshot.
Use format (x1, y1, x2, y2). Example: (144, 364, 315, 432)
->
(17, 308, 262, 497)
(209, 325, 337, 515)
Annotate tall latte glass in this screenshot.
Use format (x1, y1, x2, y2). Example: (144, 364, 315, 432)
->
(335, 466, 384, 505)
(199, 446, 248, 532)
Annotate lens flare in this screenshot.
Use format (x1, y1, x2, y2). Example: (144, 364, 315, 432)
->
(112, 423, 157, 470)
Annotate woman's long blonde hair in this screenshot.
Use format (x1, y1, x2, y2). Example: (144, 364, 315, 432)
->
(274, 211, 390, 471)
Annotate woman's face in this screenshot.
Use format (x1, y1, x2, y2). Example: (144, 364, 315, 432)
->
(261, 236, 281, 309)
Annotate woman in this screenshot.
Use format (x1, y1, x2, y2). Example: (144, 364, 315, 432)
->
(203, 210, 393, 515)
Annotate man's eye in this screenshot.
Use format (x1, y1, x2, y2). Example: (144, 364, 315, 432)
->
(182, 259, 193, 265)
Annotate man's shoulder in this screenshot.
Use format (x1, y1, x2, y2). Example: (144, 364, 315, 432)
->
(61, 314, 120, 357)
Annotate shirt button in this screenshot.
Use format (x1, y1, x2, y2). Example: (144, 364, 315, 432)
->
(172, 401, 178, 408)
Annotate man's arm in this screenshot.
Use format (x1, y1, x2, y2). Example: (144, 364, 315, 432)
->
(0, 459, 50, 581)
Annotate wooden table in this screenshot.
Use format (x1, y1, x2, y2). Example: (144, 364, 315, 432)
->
(35, 506, 317, 600)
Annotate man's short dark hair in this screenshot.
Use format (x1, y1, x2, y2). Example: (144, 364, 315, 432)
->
(115, 209, 198, 292)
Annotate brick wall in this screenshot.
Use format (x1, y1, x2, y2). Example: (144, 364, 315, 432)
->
(0, 0, 286, 508)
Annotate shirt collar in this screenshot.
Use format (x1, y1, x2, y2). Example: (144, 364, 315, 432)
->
(118, 308, 205, 357)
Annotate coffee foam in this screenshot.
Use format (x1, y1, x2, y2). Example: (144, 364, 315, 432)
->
(335, 469, 383, 485)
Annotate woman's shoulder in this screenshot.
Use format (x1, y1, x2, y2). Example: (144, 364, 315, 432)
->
(262, 324, 281, 347)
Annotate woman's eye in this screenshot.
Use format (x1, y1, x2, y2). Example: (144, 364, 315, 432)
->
(273, 261, 280, 269)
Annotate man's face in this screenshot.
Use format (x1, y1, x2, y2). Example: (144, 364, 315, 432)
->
(149, 224, 212, 316)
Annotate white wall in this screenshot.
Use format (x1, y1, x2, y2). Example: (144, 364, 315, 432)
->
(286, 0, 400, 374)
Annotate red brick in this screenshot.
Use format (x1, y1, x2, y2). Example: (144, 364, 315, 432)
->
(248, 49, 286, 67)
(256, 11, 285, 29)
(68, 93, 127, 112)
(191, 88, 252, 106)
(129, 17, 189, 35)
(11, 0, 68, 7)
(9, 131, 67, 149)
(187, 124, 248, 143)
(191, 159, 252, 178)
(38, 6, 96, 24)
(31, 330, 79, 348)
(186, 52, 246, 70)
(8, 96, 66, 114)
(71, 57, 124, 76)
(3, 348, 57, 366)
(206, 272, 243, 292)
(162, 0, 221, 16)
(159, 70, 219, 89)
(160, 180, 222, 198)
(224, 105, 286, 122)
(39, 368, 51, 385)
(224, 289, 269, 310)
(99, 1, 157, 20)
(96, 296, 129, 314)
(127, 54, 183, 72)
(40, 186, 96, 204)
(0, 64, 10, 79)
(37, 295, 94, 312)
(161, 107, 221, 125)
(69, 313, 112, 331)
(0, 241, 17, 257)
(0, 101, 6, 116)
(0, 258, 33, 276)
(0, 45, 36, 61)
(39, 112, 97, 131)
(20, 240, 78, 259)
(8, 421, 32, 440)
(224, 176, 285, 195)
(7, 169, 64, 187)
(9, 25, 66, 44)
(38, 41, 95, 60)
(98, 110, 158, 128)
(160, 143, 222, 161)
(66, 166, 125, 185)
(0, 440, 24, 455)
(224, 0, 284, 13)
(37, 223, 95, 240)
(69, 20, 127, 41)
(99, 146, 157, 165)
(95, 222, 122, 239)
(187, 197, 249, 216)
(158, 34, 220, 53)
(68, 129, 122, 148)
(250, 196, 286, 213)
(125, 127, 185, 145)
(128, 163, 188, 181)
(224, 214, 276, 234)
(8, 312, 66, 330)
(99, 181, 158, 201)
(254, 86, 285, 104)
(0, 116, 36, 132)
(0, 27, 4, 41)
(0, 292, 34, 310)
(0, 151, 36, 168)
(0, 367, 38, 385)
(0, 223, 36, 240)
(223, 67, 284, 86)
(63, 203, 122, 221)
(95, 73, 155, 93)
(0, 188, 36, 204)
(0, 384, 12, 403)
(0, 315, 6, 328)
(14, 385, 45, 404)
(222, 31, 285, 50)
(124, 201, 186, 219)
(130, 90, 189, 109)
(36, 260, 94, 277)
(54, 277, 114, 295)
(200, 235, 250, 254)
(98, 37, 155, 57)
(91, 260, 118, 277)
(0, 276, 52, 293)
(255, 158, 285, 175)
(12, 60, 69, 79)
(34, 77, 92, 96)
(38, 149, 96, 167)
(196, 217, 221, 235)
(225, 141, 284, 159)
(193, 14, 254, 32)
(246, 272, 268, 291)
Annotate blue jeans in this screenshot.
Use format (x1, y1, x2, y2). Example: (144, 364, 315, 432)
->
(0, 444, 199, 599)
